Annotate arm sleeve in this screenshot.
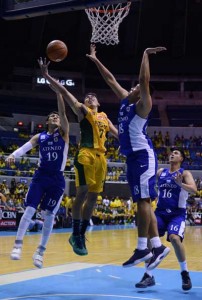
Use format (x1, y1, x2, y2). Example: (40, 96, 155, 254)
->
(12, 141, 33, 158)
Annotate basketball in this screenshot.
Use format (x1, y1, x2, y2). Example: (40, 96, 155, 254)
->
(46, 40, 68, 62)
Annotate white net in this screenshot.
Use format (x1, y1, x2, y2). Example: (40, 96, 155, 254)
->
(85, 2, 131, 46)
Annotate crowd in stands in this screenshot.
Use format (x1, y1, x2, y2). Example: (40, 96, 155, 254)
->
(0, 179, 201, 228)
(1, 130, 202, 178)
(151, 131, 202, 169)
(0, 130, 202, 228)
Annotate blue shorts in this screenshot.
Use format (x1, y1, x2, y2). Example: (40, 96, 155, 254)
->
(25, 169, 65, 213)
(126, 149, 157, 202)
(155, 209, 186, 242)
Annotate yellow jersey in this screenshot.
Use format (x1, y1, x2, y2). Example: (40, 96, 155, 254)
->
(80, 107, 109, 153)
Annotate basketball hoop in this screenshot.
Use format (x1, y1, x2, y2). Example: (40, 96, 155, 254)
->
(85, 2, 131, 46)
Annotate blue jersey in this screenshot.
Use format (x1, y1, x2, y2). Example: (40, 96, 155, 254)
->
(118, 98, 154, 156)
(38, 129, 68, 172)
(157, 168, 188, 212)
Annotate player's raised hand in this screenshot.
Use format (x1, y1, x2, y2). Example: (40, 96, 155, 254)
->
(86, 44, 97, 61)
(172, 171, 183, 187)
(38, 57, 50, 77)
(145, 47, 167, 55)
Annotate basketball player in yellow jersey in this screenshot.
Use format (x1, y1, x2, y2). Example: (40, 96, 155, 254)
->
(38, 58, 118, 256)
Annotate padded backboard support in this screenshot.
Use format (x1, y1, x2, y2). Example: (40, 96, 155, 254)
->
(1, 0, 139, 20)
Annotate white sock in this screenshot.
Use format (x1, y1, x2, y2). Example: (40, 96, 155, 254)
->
(38, 210, 55, 252)
(137, 237, 147, 250)
(179, 261, 188, 272)
(15, 206, 36, 246)
(150, 236, 161, 248)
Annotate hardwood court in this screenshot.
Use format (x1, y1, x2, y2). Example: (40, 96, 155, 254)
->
(0, 225, 201, 275)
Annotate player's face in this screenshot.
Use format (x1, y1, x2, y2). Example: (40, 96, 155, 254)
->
(169, 150, 183, 163)
(84, 94, 100, 108)
(47, 113, 60, 127)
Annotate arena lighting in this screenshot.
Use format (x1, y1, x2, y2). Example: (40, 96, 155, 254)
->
(37, 124, 43, 129)
(17, 121, 24, 126)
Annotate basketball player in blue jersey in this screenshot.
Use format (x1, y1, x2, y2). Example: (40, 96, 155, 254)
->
(87, 44, 170, 270)
(38, 58, 118, 256)
(136, 148, 197, 290)
(6, 91, 69, 268)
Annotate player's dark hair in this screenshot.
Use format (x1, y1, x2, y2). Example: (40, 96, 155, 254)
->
(170, 147, 186, 162)
(46, 111, 59, 121)
(83, 92, 98, 101)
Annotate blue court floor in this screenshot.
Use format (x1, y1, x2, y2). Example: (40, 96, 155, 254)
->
(0, 226, 201, 300)
(0, 263, 202, 300)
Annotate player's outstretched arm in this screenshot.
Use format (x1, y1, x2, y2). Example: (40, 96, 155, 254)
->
(49, 84, 69, 140)
(5, 134, 39, 166)
(38, 58, 84, 119)
(137, 47, 166, 118)
(86, 44, 128, 100)
(57, 93, 69, 143)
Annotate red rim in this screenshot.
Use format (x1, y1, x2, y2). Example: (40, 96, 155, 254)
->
(86, 2, 131, 14)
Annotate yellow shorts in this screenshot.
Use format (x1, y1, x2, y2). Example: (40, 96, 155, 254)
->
(74, 148, 107, 193)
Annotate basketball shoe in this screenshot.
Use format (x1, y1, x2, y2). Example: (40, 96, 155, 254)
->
(69, 234, 88, 256)
(81, 235, 88, 254)
(181, 271, 192, 290)
(147, 245, 170, 270)
(122, 248, 153, 267)
(10, 247, 22, 260)
(33, 252, 43, 268)
(135, 273, 156, 288)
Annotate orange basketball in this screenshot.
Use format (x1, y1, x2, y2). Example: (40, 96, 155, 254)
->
(46, 40, 68, 62)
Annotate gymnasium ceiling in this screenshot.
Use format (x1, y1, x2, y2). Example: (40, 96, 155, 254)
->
(0, 0, 201, 118)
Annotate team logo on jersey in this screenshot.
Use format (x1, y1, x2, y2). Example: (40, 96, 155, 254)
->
(97, 115, 105, 120)
(54, 137, 58, 142)
(48, 142, 53, 145)
(40, 135, 46, 140)
(126, 107, 130, 112)
(166, 179, 171, 183)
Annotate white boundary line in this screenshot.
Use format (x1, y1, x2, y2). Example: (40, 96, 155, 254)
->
(0, 262, 100, 285)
